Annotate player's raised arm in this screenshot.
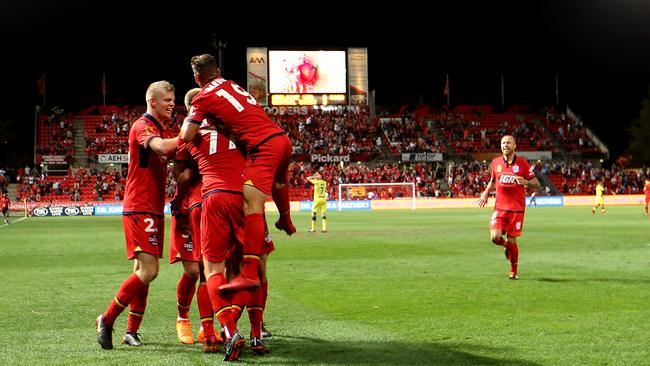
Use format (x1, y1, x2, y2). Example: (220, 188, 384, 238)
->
(306, 173, 321, 184)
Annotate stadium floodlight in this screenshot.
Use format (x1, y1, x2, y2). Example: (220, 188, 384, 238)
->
(337, 182, 416, 211)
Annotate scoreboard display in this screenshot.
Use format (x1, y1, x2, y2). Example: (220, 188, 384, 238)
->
(269, 93, 347, 106)
(247, 47, 368, 106)
(268, 50, 347, 106)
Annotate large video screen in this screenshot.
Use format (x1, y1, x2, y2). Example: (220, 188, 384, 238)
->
(268, 50, 347, 94)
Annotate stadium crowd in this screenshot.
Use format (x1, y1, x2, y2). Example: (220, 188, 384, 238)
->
(5, 103, 647, 206)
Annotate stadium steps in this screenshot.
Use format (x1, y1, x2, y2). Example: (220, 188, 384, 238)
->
(7, 183, 18, 200)
(535, 169, 562, 196)
(72, 119, 87, 167)
(429, 122, 455, 159)
(532, 117, 566, 156)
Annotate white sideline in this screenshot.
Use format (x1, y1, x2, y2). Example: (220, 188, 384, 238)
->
(0, 217, 27, 228)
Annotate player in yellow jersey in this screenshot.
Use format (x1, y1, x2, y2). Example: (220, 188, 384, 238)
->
(307, 172, 327, 232)
(592, 180, 606, 214)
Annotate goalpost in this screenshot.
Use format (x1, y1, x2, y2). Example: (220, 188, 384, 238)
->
(337, 182, 416, 211)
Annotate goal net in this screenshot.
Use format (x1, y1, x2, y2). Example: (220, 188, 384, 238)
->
(337, 182, 416, 211)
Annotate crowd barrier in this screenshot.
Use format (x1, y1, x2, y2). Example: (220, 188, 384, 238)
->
(14, 195, 648, 217)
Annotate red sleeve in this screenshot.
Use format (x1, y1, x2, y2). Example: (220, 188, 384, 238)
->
(523, 160, 536, 180)
(135, 122, 161, 149)
(186, 104, 206, 125)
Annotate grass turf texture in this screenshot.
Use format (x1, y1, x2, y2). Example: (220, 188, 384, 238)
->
(0, 206, 648, 365)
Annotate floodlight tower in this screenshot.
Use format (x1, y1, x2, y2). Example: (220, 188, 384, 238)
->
(211, 30, 227, 75)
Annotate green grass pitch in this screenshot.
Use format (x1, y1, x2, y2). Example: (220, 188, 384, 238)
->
(0, 206, 648, 365)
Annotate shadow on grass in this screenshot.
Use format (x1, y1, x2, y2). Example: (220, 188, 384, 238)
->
(241, 335, 542, 366)
(534, 277, 650, 284)
(123, 335, 542, 366)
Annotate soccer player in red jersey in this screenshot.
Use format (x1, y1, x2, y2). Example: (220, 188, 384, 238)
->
(1, 192, 10, 224)
(643, 179, 650, 216)
(181, 54, 295, 293)
(478, 135, 539, 280)
(179, 88, 252, 360)
(169, 145, 222, 352)
(96, 81, 180, 350)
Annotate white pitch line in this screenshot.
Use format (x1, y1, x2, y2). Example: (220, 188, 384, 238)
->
(0, 216, 27, 228)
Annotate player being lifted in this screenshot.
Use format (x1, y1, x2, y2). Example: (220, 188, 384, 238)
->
(181, 54, 295, 292)
(478, 135, 539, 280)
(181, 88, 272, 360)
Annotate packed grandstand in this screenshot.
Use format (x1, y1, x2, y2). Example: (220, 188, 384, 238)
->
(1, 102, 647, 213)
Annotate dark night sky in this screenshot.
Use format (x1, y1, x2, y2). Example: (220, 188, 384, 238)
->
(2, 1, 650, 164)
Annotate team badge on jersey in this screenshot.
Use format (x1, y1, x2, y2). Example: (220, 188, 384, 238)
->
(148, 234, 159, 246)
(513, 165, 520, 173)
(145, 125, 155, 135)
(497, 165, 502, 173)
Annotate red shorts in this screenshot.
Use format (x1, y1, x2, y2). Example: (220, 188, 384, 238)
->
(201, 191, 245, 263)
(122, 213, 164, 260)
(169, 205, 202, 264)
(490, 210, 525, 237)
(645, 196, 650, 205)
(243, 133, 292, 195)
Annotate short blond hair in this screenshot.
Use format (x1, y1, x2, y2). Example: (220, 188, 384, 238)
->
(184, 88, 202, 109)
(145, 80, 175, 104)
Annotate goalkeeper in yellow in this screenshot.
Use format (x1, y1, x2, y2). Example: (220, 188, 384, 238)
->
(592, 180, 606, 215)
(307, 172, 327, 232)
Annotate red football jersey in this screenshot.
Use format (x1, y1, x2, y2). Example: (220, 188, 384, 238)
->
(174, 142, 203, 211)
(186, 78, 284, 150)
(180, 128, 245, 196)
(1, 196, 9, 210)
(122, 114, 168, 216)
(644, 183, 650, 198)
(490, 155, 535, 212)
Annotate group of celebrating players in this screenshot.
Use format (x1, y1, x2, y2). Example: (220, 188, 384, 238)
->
(95, 54, 295, 361)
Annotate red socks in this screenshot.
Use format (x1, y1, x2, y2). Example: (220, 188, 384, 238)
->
(230, 290, 246, 324)
(207, 273, 237, 339)
(506, 241, 519, 273)
(177, 273, 197, 319)
(197, 283, 215, 338)
(243, 214, 264, 278)
(126, 284, 149, 333)
(103, 274, 147, 326)
(246, 287, 265, 338)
